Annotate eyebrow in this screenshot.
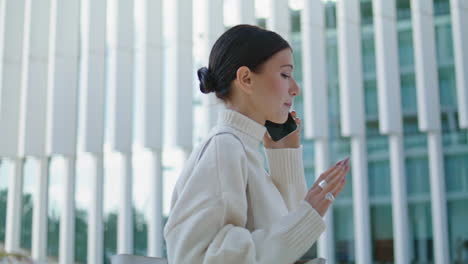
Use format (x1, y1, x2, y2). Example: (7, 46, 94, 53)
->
(280, 64, 294, 69)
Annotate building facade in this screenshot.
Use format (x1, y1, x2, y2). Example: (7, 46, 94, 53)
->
(0, 0, 467, 264)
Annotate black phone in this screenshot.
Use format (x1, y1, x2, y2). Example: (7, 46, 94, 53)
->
(265, 113, 297, 141)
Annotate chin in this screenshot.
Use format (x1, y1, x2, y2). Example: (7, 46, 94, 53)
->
(274, 114, 289, 124)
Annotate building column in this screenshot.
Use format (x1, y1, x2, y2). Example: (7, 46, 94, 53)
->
(46, 0, 81, 262)
(107, 0, 135, 254)
(21, 0, 51, 260)
(5, 159, 24, 252)
(32, 157, 49, 261)
(301, 0, 334, 262)
(135, 0, 164, 257)
(165, 0, 193, 152)
(88, 154, 104, 264)
(336, 0, 372, 263)
(59, 158, 76, 264)
(267, 0, 290, 42)
(118, 153, 133, 253)
(388, 136, 410, 262)
(450, 0, 468, 129)
(79, 0, 107, 262)
(315, 141, 335, 263)
(411, 1, 450, 263)
(148, 151, 164, 257)
(373, 1, 411, 263)
(200, 0, 224, 133)
(0, 0, 27, 253)
(233, 0, 256, 25)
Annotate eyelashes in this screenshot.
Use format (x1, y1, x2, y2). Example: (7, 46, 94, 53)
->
(281, 73, 291, 79)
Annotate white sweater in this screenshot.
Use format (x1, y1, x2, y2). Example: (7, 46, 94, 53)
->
(164, 109, 325, 264)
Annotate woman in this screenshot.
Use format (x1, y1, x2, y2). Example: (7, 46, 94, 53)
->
(163, 25, 350, 264)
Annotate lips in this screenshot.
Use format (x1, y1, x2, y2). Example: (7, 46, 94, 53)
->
(284, 102, 292, 108)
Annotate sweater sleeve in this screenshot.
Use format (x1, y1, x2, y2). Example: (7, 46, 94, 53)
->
(164, 136, 325, 264)
(265, 146, 308, 211)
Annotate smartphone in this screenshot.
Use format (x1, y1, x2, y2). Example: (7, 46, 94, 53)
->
(265, 113, 297, 141)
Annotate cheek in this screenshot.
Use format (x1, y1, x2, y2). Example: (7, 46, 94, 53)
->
(270, 79, 288, 101)
(256, 76, 287, 108)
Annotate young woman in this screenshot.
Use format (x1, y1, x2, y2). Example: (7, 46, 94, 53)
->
(163, 24, 350, 264)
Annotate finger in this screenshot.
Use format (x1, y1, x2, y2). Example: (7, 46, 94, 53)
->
(321, 164, 347, 195)
(326, 157, 349, 180)
(321, 158, 348, 180)
(293, 118, 301, 133)
(295, 117, 301, 126)
(324, 162, 344, 182)
(327, 171, 347, 200)
(331, 176, 347, 197)
(311, 162, 343, 189)
(291, 111, 297, 118)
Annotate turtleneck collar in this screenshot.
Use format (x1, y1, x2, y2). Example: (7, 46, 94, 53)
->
(218, 108, 267, 143)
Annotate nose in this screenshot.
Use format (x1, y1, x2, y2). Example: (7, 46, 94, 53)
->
(290, 79, 299, 96)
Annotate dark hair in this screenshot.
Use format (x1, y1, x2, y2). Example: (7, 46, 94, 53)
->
(197, 24, 291, 101)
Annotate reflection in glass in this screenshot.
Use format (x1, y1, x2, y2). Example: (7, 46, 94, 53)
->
(75, 155, 93, 264)
(446, 154, 468, 263)
(409, 203, 433, 263)
(47, 156, 64, 260)
(133, 151, 150, 256)
(334, 205, 355, 264)
(0, 159, 9, 243)
(371, 205, 394, 264)
(103, 151, 120, 264)
(21, 158, 34, 251)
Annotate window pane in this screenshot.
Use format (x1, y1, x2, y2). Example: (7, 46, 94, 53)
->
(75, 155, 93, 264)
(371, 205, 394, 263)
(334, 205, 355, 263)
(409, 203, 434, 263)
(0, 159, 10, 243)
(20, 159, 34, 251)
(47, 157, 63, 259)
(397, 0, 411, 21)
(104, 153, 120, 264)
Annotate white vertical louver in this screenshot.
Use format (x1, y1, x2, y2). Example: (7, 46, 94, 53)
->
(79, 0, 107, 262)
(336, 0, 372, 263)
(450, 0, 468, 129)
(21, 0, 51, 260)
(267, 0, 291, 42)
(107, 0, 135, 254)
(373, 1, 410, 263)
(0, 0, 27, 253)
(135, 0, 164, 257)
(46, 0, 80, 262)
(233, 0, 256, 25)
(200, 0, 225, 135)
(410, 1, 450, 263)
(165, 0, 193, 152)
(301, 0, 334, 262)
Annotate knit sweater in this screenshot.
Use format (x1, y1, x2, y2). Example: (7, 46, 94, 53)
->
(163, 109, 326, 264)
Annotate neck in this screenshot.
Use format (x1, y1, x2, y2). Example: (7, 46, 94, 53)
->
(225, 103, 266, 126)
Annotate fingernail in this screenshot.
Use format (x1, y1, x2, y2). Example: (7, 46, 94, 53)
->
(344, 157, 350, 164)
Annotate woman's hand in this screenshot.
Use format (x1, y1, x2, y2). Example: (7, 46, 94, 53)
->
(263, 111, 301, 149)
(304, 157, 350, 216)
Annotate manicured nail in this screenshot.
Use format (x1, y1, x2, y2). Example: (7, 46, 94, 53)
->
(343, 157, 350, 165)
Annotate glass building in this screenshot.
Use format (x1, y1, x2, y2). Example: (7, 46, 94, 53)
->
(0, 0, 467, 264)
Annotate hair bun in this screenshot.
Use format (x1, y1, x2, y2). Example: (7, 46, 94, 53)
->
(197, 67, 217, 94)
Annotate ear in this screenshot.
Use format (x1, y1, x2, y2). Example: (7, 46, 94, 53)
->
(235, 66, 254, 95)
